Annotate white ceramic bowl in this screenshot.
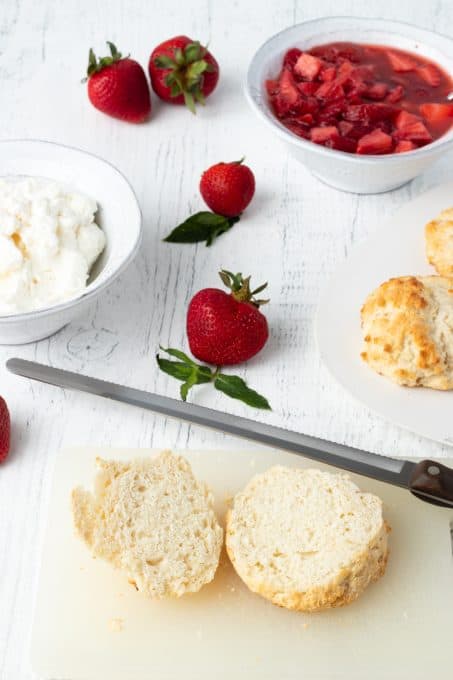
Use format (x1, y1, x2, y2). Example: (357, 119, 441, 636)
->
(0, 140, 142, 344)
(246, 17, 453, 193)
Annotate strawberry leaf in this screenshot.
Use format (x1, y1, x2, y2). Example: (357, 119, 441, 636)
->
(214, 374, 271, 410)
(155, 55, 177, 69)
(163, 212, 240, 246)
(184, 41, 204, 63)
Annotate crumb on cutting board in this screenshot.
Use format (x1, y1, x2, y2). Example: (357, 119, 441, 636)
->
(109, 618, 124, 633)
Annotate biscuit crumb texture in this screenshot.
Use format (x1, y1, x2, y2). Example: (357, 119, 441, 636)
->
(426, 208, 453, 277)
(361, 275, 453, 389)
(72, 451, 223, 599)
(226, 466, 388, 612)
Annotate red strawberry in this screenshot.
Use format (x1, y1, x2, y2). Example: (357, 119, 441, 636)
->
(149, 36, 219, 113)
(420, 102, 453, 123)
(200, 159, 255, 218)
(86, 42, 151, 123)
(0, 396, 11, 463)
(357, 128, 393, 154)
(294, 53, 322, 81)
(416, 64, 441, 87)
(395, 140, 417, 153)
(387, 50, 416, 73)
(187, 271, 269, 366)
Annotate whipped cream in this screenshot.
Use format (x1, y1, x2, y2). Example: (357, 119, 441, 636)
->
(0, 178, 105, 314)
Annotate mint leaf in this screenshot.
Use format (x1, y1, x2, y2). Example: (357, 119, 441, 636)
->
(159, 346, 199, 367)
(157, 348, 271, 410)
(156, 350, 212, 401)
(163, 212, 240, 246)
(214, 374, 271, 410)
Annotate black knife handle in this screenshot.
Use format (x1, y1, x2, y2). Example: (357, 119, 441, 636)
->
(409, 460, 453, 508)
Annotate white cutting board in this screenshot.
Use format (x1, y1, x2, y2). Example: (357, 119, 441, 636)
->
(31, 448, 453, 680)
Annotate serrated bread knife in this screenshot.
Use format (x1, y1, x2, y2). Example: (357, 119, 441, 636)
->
(6, 357, 453, 508)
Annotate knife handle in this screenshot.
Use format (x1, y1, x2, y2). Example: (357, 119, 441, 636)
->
(409, 460, 453, 508)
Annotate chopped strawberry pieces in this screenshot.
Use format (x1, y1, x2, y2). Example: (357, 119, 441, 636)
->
(386, 84, 404, 103)
(315, 81, 344, 101)
(395, 110, 421, 129)
(417, 64, 441, 87)
(366, 82, 388, 100)
(294, 53, 323, 81)
(395, 120, 432, 144)
(267, 41, 453, 156)
(387, 50, 416, 72)
(420, 103, 453, 123)
(319, 66, 336, 82)
(283, 48, 303, 69)
(357, 129, 393, 154)
(279, 69, 300, 106)
(310, 126, 339, 143)
(297, 81, 319, 96)
(394, 140, 417, 153)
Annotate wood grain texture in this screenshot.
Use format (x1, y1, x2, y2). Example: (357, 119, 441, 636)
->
(0, 0, 452, 677)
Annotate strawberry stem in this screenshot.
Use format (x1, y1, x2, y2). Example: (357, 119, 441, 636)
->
(85, 41, 125, 79)
(218, 270, 269, 307)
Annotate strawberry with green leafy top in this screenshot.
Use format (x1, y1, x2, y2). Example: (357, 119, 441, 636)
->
(149, 36, 219, 113)
(85, 42, 151, 123)
(156, 271, 270, 409)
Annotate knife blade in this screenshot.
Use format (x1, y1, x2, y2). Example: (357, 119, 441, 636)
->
(6, 357, 453, 508)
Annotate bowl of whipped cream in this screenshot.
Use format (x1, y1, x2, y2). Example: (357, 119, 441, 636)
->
(0, 140, 142, 344)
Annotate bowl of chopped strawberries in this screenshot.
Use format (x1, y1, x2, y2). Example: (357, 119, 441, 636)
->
(245, 17, 453, 193)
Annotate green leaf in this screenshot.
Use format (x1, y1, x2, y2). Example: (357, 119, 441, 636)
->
(186, 59, 209, 89)
(214, 374, 271, 410)
(159, 346, 199, 367)
(174, 48, 185, 66)
(163, 212, 239, 246)
(155, 55, 177, 69)
(184, 41, 203, 63)
(156, 356, 195, 382)
(183, 91, 197, 115)
(156, 350, 212, 401)
(107, 41, 122, 60)
(180, 367, 199, 401)
(251, 282, 268, 296)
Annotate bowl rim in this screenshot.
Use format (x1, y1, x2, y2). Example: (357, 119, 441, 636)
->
(0, 138, 143, 324)
(245, 16, 453, 163)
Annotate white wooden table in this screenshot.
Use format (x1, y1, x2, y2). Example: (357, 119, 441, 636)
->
(1, 1, 452, 677)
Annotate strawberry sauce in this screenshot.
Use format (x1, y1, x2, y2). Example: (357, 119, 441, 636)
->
(266, 42, 453, 154)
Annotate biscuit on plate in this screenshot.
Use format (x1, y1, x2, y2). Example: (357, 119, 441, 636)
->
(72, 450, 223, 599)
(425, 207, 453, 276)
(361, 275, 453, 389)
(226, 466, 389, 612)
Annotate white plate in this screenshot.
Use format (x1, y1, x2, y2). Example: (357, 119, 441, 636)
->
(316, 181, 453, 446)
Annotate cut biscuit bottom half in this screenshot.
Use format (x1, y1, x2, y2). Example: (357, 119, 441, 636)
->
(72, 450, 223, 599)
(226, 466, 389, 612)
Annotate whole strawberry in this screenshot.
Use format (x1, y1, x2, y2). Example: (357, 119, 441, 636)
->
(149, 36, 219, 113)
(187, 270, 269, 365)
(0, 396, 11, 464)
(200, 159, 255, 217)
(164, 159, 256, 246)
(86, 42, 151, 123)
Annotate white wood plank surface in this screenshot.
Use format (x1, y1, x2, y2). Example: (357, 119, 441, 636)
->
(0, 1, 452, 677)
